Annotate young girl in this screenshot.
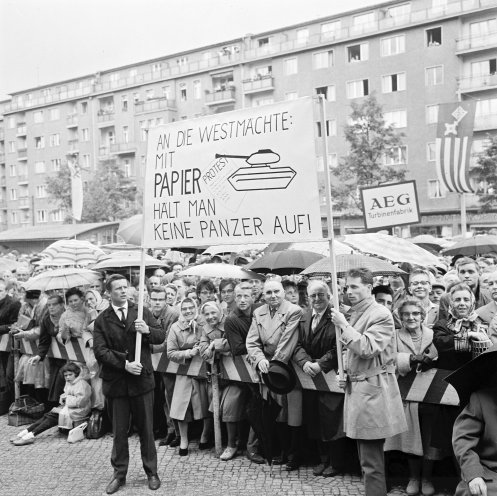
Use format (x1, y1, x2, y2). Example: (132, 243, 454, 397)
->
(11, 362, 91, 446)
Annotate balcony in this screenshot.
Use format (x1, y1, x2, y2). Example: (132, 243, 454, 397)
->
(66, 114, 78, 127)
(242, 76, 275, 94)
(67, 139, 79, 155)
(17, 175, 29, 185)
(474, 114, 497, 131)
(16, 125, 27, 137)
(459, 73, 497, 93)
(17, 147, 28, 160)
(97, 109, 115, 126)
(18, 197, 30, 209)
(456, 31, 497, 54)
(110, 142, 137, 155)
(205, 88, 236, 106)
(0, 130, 4, 141)
(0, 199, 6, 209)
(134, 98, 176, 114)
(0, 177, 6, 187)
(99, 146, 111, 157)
(0, 152, 4, 164)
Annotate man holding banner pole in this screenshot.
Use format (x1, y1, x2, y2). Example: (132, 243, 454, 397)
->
(330, 268, 407, 496)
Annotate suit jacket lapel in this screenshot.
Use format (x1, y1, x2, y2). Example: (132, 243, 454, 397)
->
(124, 303, 137, 332)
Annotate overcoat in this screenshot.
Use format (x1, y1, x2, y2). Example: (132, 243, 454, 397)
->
(93, 301, 165, 398)
(453, 387, 497, 496)
(340, 296, 407, 440)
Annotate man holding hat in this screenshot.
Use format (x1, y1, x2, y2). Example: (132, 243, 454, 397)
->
(476, 270, 497, 343)
(331, 268, 406, 496)
(246, 280, 303, 470)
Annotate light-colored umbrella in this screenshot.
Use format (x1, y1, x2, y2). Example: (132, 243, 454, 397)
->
(203, 243, 268, 256)
(441, 235, 497, 257)
(341, 233, 439, 266)
(0, 258, 23, 272)
(100, 243, 140, 252)
(24, 268, 102, 291)
(91, 250, 165, 270)
(265, 241, 354, 256)
(246, 250, 325, 275)
(180, 263, 264, 280)
(302, 254, 406, 278)
(40, 239, 106, 267)
(117, 214, 143, 246)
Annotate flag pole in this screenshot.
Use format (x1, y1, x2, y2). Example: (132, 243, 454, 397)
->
(460, 193, 467, 236)
(318, 95, 344, 381)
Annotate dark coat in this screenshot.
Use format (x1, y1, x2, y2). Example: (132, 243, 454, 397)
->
(0, 295, 21, 334)
(224, 306, 255, 356)
(38, 311, 59, 360)
(93, 301, 165, 398)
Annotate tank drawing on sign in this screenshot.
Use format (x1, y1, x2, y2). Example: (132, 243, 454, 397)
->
(214, 149, 297, 192)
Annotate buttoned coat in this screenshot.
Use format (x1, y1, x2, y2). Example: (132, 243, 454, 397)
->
(476, 301, 497, 345)
(93, 302, 165, 398)
(340, 296, 407, 440)
(246, 299, 302, 367)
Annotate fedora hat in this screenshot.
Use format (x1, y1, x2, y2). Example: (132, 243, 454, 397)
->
(262, 360, 297, 395)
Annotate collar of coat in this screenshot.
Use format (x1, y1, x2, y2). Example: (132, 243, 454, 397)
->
(397, 324, 434, 355)
(257, 299, 295, 318)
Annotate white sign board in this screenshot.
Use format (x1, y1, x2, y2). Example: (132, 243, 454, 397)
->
(142, 98, 323, 247)
(360, 181, 421, 230)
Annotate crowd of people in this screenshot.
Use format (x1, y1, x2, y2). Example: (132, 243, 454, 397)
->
(1, 250, 497, 495)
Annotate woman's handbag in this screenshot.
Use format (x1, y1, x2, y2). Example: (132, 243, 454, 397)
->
(68, 422, 87, 443)
(9, 395, 44, 419)
(86, 409, 107, 439)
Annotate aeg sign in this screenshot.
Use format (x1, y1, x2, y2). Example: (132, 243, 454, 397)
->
(360, 181, 420, 230)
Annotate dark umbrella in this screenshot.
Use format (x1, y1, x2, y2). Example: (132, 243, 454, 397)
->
(442, 235, 497, 257)
(246, 250, 324, 275)
(246, 388, 281, 474)
(445, 344, 497, 406)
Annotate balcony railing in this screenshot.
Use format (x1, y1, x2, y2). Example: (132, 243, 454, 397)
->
(0, 177, 6, 187)
(17, 148, 27, 159)
(17, 175, 29, 184)
(99, 146, 110, 157)
(0, 153, 4, 163)
(16, 126, 27, 136)
(0, 200, 6, 209)
(474, 114, 497, 131)
(459, 73, 497, 92)
(18, 197, 30, 209)
(205, 88, 236, 106)
(66, 114, 78, 127)
(67, 139, 79, 154)
(242, 76, 275, 94)
(456, 31, 497, 52)
(0, 130, 4, 141)
(97, 110, 115, 124)
(134, 98, 176, 113)
(110, 142, 137, 155)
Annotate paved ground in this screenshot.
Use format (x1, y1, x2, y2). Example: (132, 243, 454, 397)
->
(0, 414, 458, 496)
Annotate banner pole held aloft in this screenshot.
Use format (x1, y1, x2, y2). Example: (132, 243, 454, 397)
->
(318, 95, 344, 381)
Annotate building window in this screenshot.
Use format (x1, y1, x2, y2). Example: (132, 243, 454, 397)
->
(129, 68, 137, 78)
(49, 108, 60, 120)
(180, 84, 187, 102)
(347, 43, 369, 62)
(123, 159, 131, 178)
(425, 65, 443, 86)
(33, 111, 44, 124)
(7, 117, 15, 129)
(387, 3, 411, 19)
(122, 95, 128, 111)
(140, 121, 147, 141)
(321, 20, 341, 39)
(36, 210, 47, 223)
(81, 128, 89, 142)
(346, 79, 369, 98)
(426, 27, 442, 46)
(426, 104, 439, 124)
(133, 92, 140, 104)
(384, 110, 407, 128)
(313, 50, 334, 69)
(428, 179, 445, 198)
(381, 34, 406, 56)
(353, 11, 375, 29)
(382, 73, 406, 93)
(471, 59, 497, 77)
(475, 98, 497, 127)
(252, 97, 274, 107)
(36, 185, 47, 198)
(9, 165, 16, 177)
(316, 120, 336, 137)
(11, 211, 18, 224)
(193, 80, 201, 99)
(316, 85, 336, 101)
(146, 89, 155, 100)
(81, 102, 88, 113)
(35, 161, 46, 173)
(82, 154, 90, 168)
(427, 142, 436, 161)
(177, 56, 188, 66)
(470, 18, 497, 39)
(122, 126, 129, 143)
(151, 63, 162, 72)
(296, 28, 309, 45)
(51, 209, 64, 222)
(8, 141, 15, 153)
(34, 136, 45, 149)
(285, 57, 298, 75)
(285, 92, 298, 100)
(49, 133, 60, 147)
(258, 37, 270, 48)
(51, 159, 61, 171)
(9, 189, 17, 201)
(162, 86, 171, 99)
(384, 146, 407, 165)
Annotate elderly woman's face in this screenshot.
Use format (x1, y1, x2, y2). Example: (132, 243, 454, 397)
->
(85, 293, 97, 308)
(203, 306, 220, 327)
(400, 304, 423, 332)
(452, 290, 472, 318)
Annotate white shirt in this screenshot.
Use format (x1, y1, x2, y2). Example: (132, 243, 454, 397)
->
(112, 301, 129, 321)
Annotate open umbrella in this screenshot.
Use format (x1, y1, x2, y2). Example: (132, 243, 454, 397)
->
(441, 235, 497, 257)
(341, 233, 439, 266)
(246, 250, 325, 275)
(90, 250, 165, 270)
(24, 268, 102, 291)
(410, 235, 448, 250)
(180, 263, 263, 280)
(445, 345, 497, 406)
(264, 240, 354, 256)
(203, 244, 268, 256)
(40, 239, 106, 267)
(301, 254, 406, 278)
(0, 258, 23, 273)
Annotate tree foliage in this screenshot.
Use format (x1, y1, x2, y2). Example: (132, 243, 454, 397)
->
(330, 94, 406, 212)
(46, 158, 141, 223)
(472, 135, 497, 212)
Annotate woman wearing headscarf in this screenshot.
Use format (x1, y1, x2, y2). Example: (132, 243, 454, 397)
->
(167, 297, 210, 456)
(84, 289, 109, 322)
(57, 288, 91, 342)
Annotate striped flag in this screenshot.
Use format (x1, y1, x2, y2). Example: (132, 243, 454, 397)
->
(435, 101, 476, 194)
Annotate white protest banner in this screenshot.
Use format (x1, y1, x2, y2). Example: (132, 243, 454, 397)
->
(143, 98, 323, 247)
(360, 180, 421, 230)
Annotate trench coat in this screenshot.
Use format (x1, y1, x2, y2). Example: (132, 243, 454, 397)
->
(340, 296, 407, 440)
(293, 306, 344, 441)
(453, 387, 497, 496)
(385, 324, 438, 456)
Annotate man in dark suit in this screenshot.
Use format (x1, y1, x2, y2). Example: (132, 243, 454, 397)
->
(94, 274, 166, 494)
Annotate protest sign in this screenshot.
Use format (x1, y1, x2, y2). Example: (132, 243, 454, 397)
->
(360, 180, 420, 230)
(142, 98, 322, 247)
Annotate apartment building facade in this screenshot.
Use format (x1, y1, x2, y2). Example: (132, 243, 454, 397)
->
(0, 0, 496, 237)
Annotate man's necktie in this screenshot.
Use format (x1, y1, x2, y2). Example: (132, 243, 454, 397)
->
(311, 314, 320, 332)
(118, 307, 126, 324)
